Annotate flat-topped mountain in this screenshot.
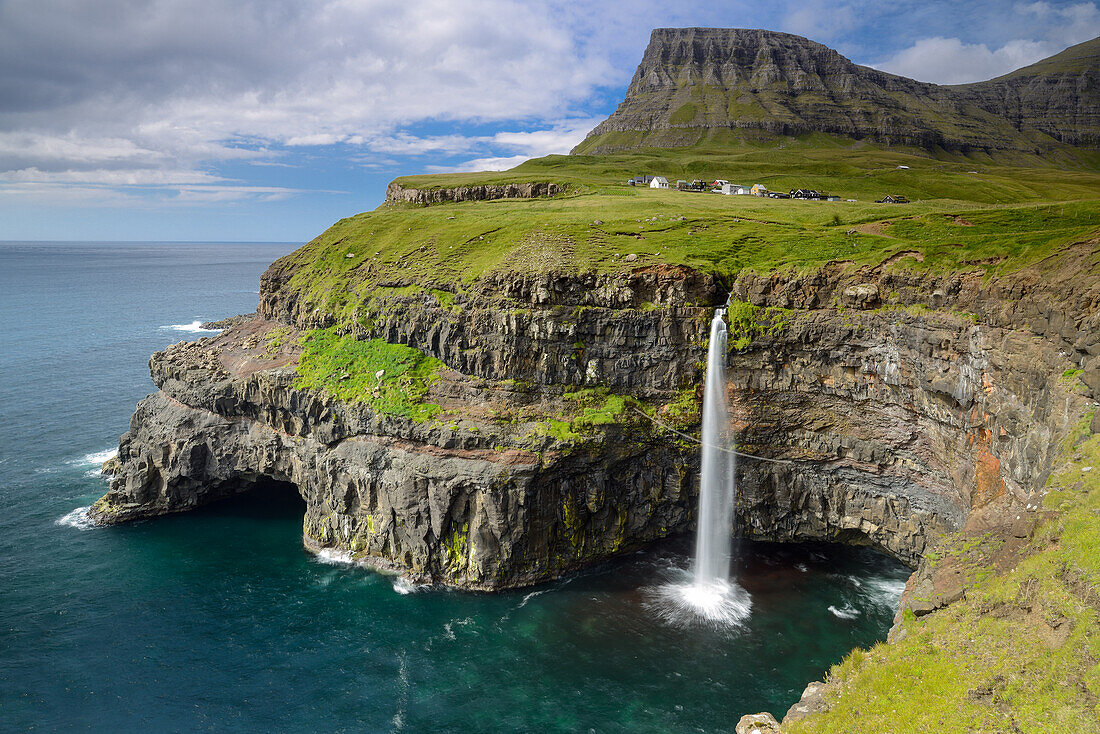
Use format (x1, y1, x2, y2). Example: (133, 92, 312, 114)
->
(573, 28, 1100, 156)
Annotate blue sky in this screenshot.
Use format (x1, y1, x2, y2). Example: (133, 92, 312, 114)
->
(0, 0, 1096, 242)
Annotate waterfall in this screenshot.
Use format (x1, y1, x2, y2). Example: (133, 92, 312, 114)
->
(647, 299, 750, 627)
(693, 306, 735, 588)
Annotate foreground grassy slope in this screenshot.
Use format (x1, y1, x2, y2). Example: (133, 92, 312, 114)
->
(279, 145, 1100, 325)
(790, 414, 1100, 733)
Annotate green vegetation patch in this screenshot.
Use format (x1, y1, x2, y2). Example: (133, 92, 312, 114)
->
(528, 387, 637, 446)
(669, 102, 698, 125)
(726, 300, 791, 350)
(294, 328, 444, 422)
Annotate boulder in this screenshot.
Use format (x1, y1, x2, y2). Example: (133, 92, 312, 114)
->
(735, 712, 781, 733)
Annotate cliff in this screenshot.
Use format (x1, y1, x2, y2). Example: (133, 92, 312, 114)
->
(91, 240, 1100, 587)
(573, 28, 1100, 156)
(385, 181, 565, 206)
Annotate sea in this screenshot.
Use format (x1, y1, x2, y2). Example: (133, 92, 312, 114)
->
(0, 241, 911, 733)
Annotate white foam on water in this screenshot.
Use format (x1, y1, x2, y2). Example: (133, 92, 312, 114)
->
(56, 506, 96, 530)
(866, 578, 907, 608)
(392, 577, 427, 595)
(518, 589, 547, 608)
(160, 321, 221, 334)
(313, 548, 354, 566)
(79, 448, 118, 465)
(76, 448, 118, 478)
(828, 605, 860, 620)
(647, 575, 752, 630)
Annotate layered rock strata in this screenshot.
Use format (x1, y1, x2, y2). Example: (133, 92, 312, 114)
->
(385, 182, 565, 206)
(92, 243, 1097, 589)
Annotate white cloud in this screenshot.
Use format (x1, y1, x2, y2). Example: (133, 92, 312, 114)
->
(0, 0, 621, 202)
(427, 154, 530, 173)
(874, 36, 1054, 83)
(876, 2, 1100, 84)
(1, 0, 1097, 218)
(783, 1, 858, 42)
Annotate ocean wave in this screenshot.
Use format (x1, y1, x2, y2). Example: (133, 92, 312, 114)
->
(393, 577, 427, 595)
(56, 506, 97, 530)
(313, 548, 354, 566)
(83, 448, 118, 464)
(828, 605, 860, 620)
(160, 321, 221, 334)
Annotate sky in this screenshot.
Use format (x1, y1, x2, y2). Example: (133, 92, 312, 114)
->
(1, 0, 1097, 242)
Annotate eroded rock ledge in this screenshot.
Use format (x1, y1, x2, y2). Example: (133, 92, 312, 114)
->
(385, 181, 565, 206)
(93, 247, 1098, 591)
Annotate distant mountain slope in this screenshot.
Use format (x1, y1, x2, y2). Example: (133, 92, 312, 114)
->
(572, 28, 1099, 156)
(954, 36, 1100, 147)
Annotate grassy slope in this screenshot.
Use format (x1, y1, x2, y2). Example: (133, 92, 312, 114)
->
(281, 144, 1100, 324)
(790, 415, 1100, 733)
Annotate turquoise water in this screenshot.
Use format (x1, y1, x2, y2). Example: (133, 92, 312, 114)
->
(0, 242, 911, 732)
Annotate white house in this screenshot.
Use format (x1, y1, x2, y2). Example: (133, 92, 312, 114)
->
(650, 176, 669, 189)
(721, 183, 749, 195)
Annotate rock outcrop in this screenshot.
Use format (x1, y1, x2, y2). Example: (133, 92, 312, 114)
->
(92, 241, 1098, 589)
(385, 181, 565, 206)
(572, 28, 1099, 155)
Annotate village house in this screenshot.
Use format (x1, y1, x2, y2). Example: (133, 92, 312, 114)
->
(650, 176, 670, 189)
(720, 183, 749, 195)
(627, 175, 653, 186)
(676, 179, 689, 191)
(876, 194, 910, 203)
(790, 189, 825, 200)
(750, 183, 768, 196)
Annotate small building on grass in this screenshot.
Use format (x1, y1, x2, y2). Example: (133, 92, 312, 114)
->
(750, 183, 769, 197)
(650, 176, 669, 189)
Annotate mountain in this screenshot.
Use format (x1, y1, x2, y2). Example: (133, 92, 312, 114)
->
(572, 28, 1100, 156)
(954, 36, 1100, 147)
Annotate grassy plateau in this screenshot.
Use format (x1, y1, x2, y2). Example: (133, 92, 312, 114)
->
(279, 141, 1100, 326)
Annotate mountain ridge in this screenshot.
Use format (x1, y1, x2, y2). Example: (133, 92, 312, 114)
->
(573, 28, 1100, 156)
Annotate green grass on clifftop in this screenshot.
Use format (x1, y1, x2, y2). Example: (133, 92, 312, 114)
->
(294, 328, 444, 422)
(273, 144, 1100, 326)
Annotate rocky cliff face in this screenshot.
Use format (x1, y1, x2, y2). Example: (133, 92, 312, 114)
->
(92, 240, 1099, 588)
(573, 28, 1099, 155)
(385, 181, 565, 206)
